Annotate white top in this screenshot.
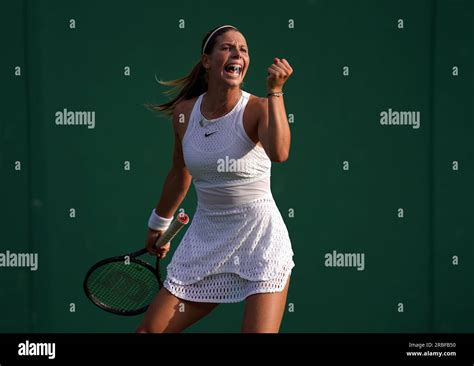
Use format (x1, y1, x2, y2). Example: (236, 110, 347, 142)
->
(182, 90, 272, 209)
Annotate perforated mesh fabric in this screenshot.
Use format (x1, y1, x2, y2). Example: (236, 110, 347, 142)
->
(164, 89, 295, 302)
(166, 194, 295, 287)
(183, 90, 272, 186)
(164, 266, 292, 303)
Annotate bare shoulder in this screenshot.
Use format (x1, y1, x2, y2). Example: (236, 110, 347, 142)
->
(245, 94, 267, 122)
(247, 94, 268, 111)
(172, 97, 199, 141)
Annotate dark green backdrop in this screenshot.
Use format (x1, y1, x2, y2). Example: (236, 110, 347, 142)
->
(1, 0, 472, 332)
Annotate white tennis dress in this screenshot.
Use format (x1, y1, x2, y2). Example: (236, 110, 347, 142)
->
(163, 89, 295, 303)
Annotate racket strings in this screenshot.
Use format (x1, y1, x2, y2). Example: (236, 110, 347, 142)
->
(86, 261, 160, 312)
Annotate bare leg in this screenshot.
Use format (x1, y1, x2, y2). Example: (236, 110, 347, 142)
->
(241, 276, 291, 333)
(136, 287, 219, 333)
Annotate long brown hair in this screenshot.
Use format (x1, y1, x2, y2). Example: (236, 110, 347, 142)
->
(146, 25, 240, 118)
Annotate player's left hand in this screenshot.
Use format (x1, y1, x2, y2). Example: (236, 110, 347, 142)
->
(267, 57, 293, 93)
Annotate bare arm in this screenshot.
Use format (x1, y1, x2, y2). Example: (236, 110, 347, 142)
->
(258, 96, 291, 162)
(154, 104, 192, 218)
(258, 57, 294, 162)
(145, 104, 192, 257)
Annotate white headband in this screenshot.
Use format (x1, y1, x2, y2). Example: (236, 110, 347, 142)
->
(202, 25, 237, 55)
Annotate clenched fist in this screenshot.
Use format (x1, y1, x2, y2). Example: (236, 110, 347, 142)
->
(267, 57, 293, 93)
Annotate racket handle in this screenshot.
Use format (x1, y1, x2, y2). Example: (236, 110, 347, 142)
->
(154, 212, 190, 248)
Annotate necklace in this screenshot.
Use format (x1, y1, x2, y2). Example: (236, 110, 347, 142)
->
(199, 91, 242, 130)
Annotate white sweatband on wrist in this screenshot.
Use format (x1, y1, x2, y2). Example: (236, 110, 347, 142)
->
(148, 209, 173, 231)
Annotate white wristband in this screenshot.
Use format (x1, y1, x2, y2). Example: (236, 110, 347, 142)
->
(148, 209, 173, 231)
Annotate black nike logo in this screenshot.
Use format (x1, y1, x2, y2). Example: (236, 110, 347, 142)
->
(205, 131, 218, 137)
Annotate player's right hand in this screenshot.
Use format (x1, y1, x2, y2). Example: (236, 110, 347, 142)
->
(145, 228, 171, 258)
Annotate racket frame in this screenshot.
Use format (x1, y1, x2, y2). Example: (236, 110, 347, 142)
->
(83, 248, 162, 316)
(83, 212, 189, 316)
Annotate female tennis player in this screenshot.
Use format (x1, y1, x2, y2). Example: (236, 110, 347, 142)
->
(136, 25, 295, 333)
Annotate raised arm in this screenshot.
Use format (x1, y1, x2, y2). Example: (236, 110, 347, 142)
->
(258, 57, 293, 162)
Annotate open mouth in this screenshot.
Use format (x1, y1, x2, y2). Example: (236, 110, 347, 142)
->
(224, 64, 242, 77)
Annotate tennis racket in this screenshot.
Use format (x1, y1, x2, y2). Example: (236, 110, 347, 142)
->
(83, 212, 190, 316)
